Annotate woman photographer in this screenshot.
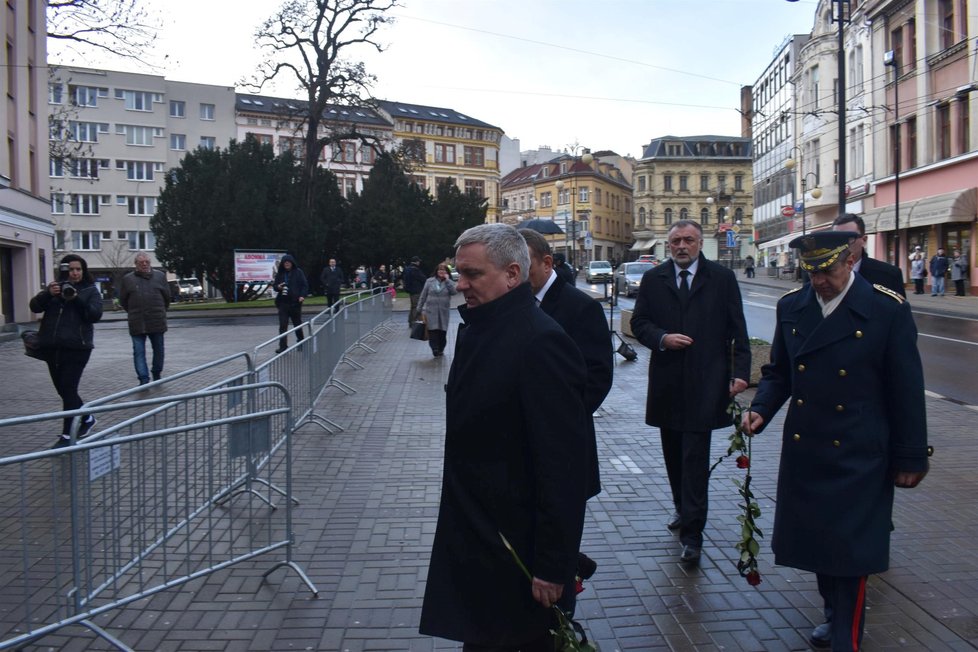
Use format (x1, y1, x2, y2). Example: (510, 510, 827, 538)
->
(29, 254, 103, 447)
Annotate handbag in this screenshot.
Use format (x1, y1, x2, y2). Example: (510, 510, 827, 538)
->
(21, 330, 47, 360)
(409, 320, 428, 341)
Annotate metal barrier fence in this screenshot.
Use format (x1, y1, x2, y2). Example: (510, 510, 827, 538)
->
(0, 384, 315, 651)
(0, 290, 394, 650)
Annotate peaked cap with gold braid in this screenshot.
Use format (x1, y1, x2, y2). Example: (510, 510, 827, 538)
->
(789, 231, 855, 272)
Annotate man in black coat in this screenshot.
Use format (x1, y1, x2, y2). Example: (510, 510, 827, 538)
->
(744, 231, 929, 650)
(553, 252, 577, 287)
(419, 224, 589, 650)
(832, 213, 906, 297)
(630, 220, 750, 566)
(319, 258, 344, 308)
(519, 228, 613, 500)
(402, 256, 426, 325)
(273, 254, 308, 354)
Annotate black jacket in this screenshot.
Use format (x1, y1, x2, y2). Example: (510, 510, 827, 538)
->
(630, 255, 750, 431)
(320, 264, 344, 294)
(402, 263, 426, 294)
(29, 280, 103, 350)
(858, 255, 906, 297)
(273, 255, 309, 305)
(540, 275, 613, 498)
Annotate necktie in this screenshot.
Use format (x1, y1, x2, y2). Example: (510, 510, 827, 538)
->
(678, 270, 690, 304)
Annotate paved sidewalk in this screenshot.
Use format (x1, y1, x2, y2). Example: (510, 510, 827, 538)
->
(1, 292, 976, 651)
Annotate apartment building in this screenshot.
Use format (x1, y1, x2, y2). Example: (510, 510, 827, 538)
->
(1, 0, 52, 325)
(863, 0, 976, 281)
(373, 100, 503, 222)
(500, 151, 633, 266)
(234, 93, 394, 199)
(632, 136, 754, 267)
(47, 67, 236, 295)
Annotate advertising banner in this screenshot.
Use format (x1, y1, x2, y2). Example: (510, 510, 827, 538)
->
(233, 251, 285, 282)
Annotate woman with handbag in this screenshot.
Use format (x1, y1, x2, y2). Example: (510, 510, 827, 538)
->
(415, 263, 457, 357)
(29, 254, 104, 447)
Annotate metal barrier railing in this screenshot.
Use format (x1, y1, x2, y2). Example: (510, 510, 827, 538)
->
(0, 384, 315, 651)
(0, 290, 395, 650)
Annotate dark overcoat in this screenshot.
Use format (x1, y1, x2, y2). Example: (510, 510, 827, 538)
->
(540, 275, 613, 498)
(858, 255, 906, 297)
(629, 255, 750, 431)
(419, 283, 589, 646)
(749, 276, 928, 576)
(119, 268, 170, 335)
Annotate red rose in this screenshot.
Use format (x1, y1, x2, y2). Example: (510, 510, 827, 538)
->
(736, 455, 750, 469)
(746, 570, 762, 586)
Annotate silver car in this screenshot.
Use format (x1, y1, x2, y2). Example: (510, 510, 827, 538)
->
(614, 261, 654, 297)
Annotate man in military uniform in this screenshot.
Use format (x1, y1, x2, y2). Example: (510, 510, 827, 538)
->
(743, 231, 929, 651)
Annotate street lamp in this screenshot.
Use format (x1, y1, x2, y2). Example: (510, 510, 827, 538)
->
(554, 151, 593, 270)
(884, 49, 901, 271)
(783, 157, 822, 235)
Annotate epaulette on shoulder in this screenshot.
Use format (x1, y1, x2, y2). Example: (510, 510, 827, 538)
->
(873, 284, 905, 304)
(780, 286, 802, 299)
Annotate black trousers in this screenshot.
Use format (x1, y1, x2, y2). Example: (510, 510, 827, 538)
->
(326, 292, 340, 308)
(816, 573, 868, 651)
(277, 301, 304, 349)
(954, 279, 966, 296)
(428, 329, 447, 354)
(660, 428, 711, 547)
(45, 348, 92, 434)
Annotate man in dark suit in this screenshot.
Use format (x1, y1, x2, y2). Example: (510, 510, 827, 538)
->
(832, 213, 906, 297)
(553, 252, 577, 287)
(519, 228, 613, 503)
(630, 220, 750, 565)
(744, 231, 928, 650)
(320, 258, 344, 308)
(420, 224, 589, 650)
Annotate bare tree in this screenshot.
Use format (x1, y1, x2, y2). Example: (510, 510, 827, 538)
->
(47, 0, 159, 65)
(250, 0, 399, 211)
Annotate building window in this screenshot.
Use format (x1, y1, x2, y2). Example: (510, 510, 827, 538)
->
(594, 188, 602, 206)
(679, 175, 688, 191)
(117, 160, 156, 181)
(71, 194, 100, 215)
(938, 0, 955, 49)
(116, 124, 160, 146)
(170, 133, 186, 150)
(578, 186, 589, 202)
(122, 196, 157, 215)
(434, 143, 455, 164)
(116, 89, 154, 111)
(51, 193, 66, 214)
(906, 116, 917, 168)
(718, 174, 727, 191)
(332, 142, 356, 163)
(71, 85, 100, 107)
(71, 231, 101, 251)
(637, 176, 646, 192)
(70, 158, 101, 179)
(402, 139, 425, 163)
(50, 159, 64, 177)
(49, 83, 64, 105)
(123, 230, 156, 250)
(200, 103, 215, 120)
(200, 136, 216, 150)
(540, 191, 552, 208)
(680, 208, 689, 220)
(937, 103, 951, 160)
(170, 100, 185, 118)
(464, 179, 485, 198)
(700, 207, 710, 224)
(700, 174, 709, 191)
(463, 146, 485, 167)
(361, 145, 377, 165)
(734, 175, 744, 191)
(906, 19, 917, 71)
(638, 207, 646, 225)
(958, 97, 970, 154)
(810, 65, 820, 109)
(663, 175, 673, 191)
(664, 208, 673, 225)
(70, 121, 103, 143)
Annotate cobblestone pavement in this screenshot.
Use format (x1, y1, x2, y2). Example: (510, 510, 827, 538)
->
(1, 286, 976, 651)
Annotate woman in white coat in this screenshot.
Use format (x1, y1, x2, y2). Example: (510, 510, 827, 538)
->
(416, 262, 457, 357)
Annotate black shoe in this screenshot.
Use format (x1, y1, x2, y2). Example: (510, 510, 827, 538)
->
(679, 545, 701, 565)
(810, 622, 831, 648)
(667, 511, 681, 530)
(275, 347, 286, 354)
(52, 434, 72, 449)
(152, 371, 161, 381)
(78, 416, 96, 439)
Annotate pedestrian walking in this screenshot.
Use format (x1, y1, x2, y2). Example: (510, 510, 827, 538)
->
(629, 219, 750, 566)
(29, 254, 103, 447)
(909, 253, 926, 294)
(419, 224, 589, 650)
(402, 256, 426, 325)
(929, 248, 949, 296)
(415, 263, 457, 357)
(320, 258, 344, 308)
(273, 254, 308, 353)
(744, 231, 929, 651)
(119, 253, 171, 386)
(744, 255, 755, 278)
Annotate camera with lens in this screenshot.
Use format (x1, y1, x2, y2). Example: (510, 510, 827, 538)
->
(280, 284, 289, 297)
(58, 262, 78, 300)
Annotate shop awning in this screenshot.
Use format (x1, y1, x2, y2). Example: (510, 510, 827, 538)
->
(629, 238, 657, 251)
(756, 232, 796, 250)
(863, 188, 977, 233)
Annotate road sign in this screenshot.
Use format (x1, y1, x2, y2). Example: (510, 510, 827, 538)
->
(726, 230, 736, 248)
(781, 205, 796, 217)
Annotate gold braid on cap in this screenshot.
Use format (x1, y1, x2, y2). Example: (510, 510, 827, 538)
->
(800, 245, 849, 272)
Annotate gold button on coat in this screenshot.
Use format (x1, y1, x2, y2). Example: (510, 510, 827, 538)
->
(798, 364, 806, 372)
(836, 405, 844, 412)
(793, 434, 801, 441)
(833, 440, 841, 447)
(796, 399, 804, 406)
(838, 369, 847, 377)
(855, 330, 863, 338)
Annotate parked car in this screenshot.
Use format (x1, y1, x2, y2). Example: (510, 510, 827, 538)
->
(637, 254, 659, 264)
(614, 261, 655, 297)
(178, 277, 203, 299)
(585, 260, 613, 284)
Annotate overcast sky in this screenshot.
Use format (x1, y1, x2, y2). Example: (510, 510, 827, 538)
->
(50, 0, 819, 158)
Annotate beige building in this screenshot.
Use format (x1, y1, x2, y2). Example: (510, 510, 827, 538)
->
(500, 151, 633, 266)
(632, 136, 754, 267)
(1, 0, 53, 325)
